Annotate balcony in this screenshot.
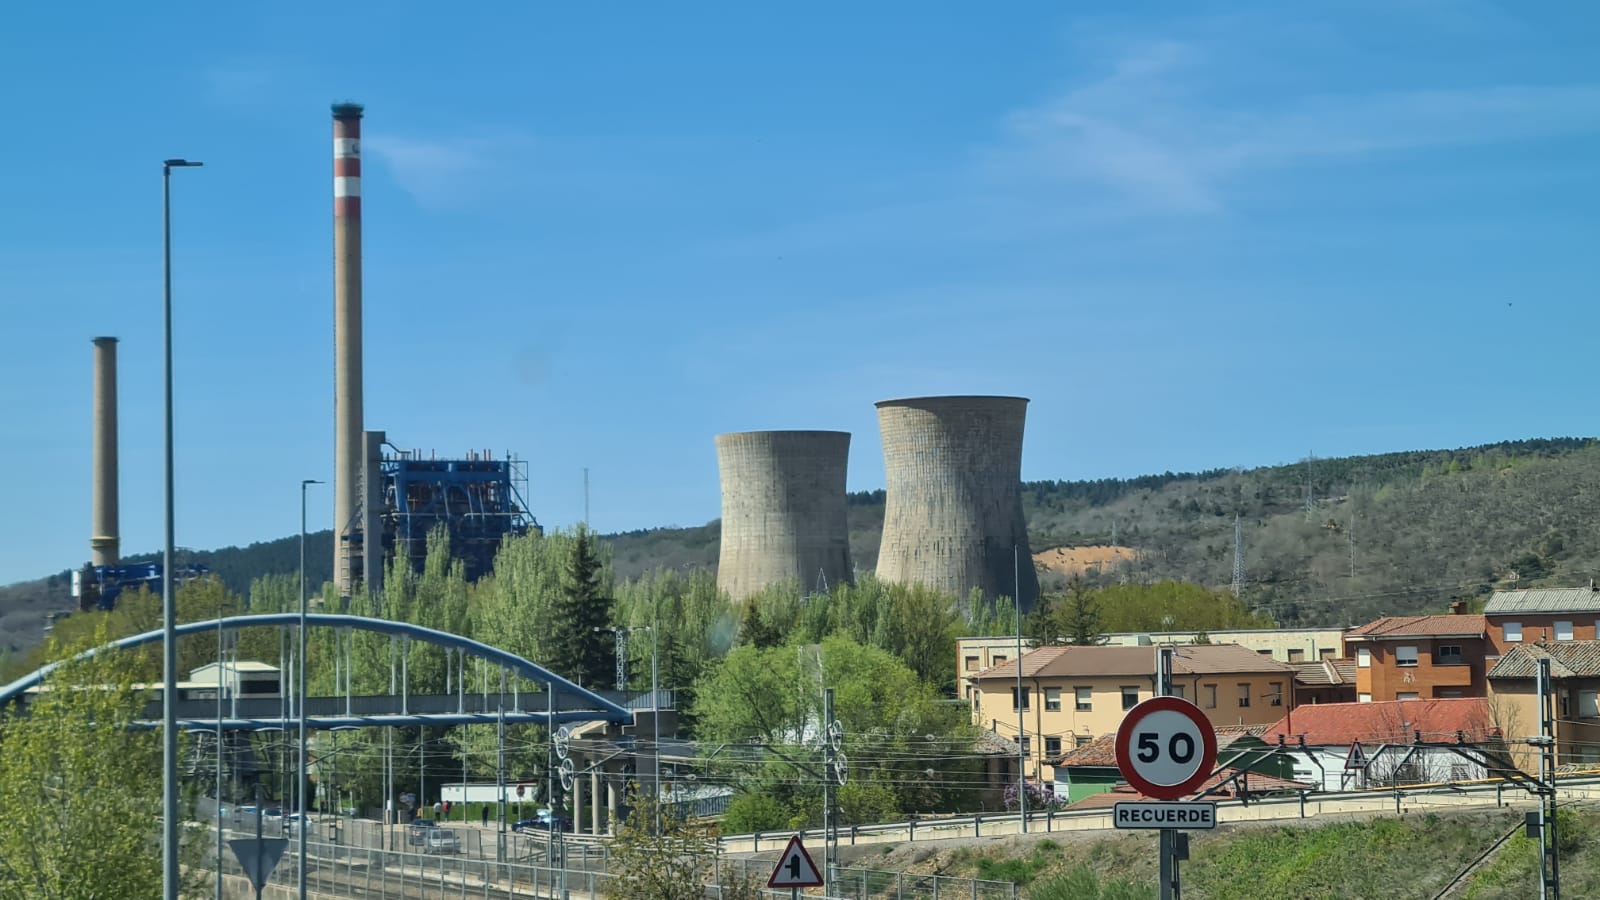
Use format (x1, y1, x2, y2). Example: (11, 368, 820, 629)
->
(1423, 663, 1476, 688)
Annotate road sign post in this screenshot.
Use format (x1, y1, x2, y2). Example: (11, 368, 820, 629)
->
(768, 834, 823, 894)
(1117, 692, 1219, 900)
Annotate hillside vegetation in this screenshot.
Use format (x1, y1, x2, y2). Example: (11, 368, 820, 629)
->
(6, 437, 1599, 660)
(880, 805, 1600, 899)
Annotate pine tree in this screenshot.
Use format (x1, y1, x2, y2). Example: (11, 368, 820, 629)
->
(1065, 580, 1105, 646)
(547, 526, 614, 687)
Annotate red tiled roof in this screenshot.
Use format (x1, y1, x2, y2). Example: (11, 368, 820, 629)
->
(976, 643, 1295, 681)
(1293, 658, 1358, 686)
(1260, 698, 1494, 746)
(1346, 615, 1486, 639)
(1065, 767, 1314, 809)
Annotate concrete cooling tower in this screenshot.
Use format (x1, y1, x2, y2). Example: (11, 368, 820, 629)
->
(875, 396, 1038, 609)
(716, 431, 853, 601)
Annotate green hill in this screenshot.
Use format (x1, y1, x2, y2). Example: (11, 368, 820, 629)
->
(6, 437, 1598, 662)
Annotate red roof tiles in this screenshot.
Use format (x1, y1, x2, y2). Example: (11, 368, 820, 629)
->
(1260, 697, 1493, 746)
(1346, 615, 1486, 639)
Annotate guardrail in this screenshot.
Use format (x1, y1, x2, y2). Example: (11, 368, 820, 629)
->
(716, 774, 1600, 855)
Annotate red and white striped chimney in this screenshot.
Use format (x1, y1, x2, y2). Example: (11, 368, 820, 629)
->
(332, 102, 365, 595)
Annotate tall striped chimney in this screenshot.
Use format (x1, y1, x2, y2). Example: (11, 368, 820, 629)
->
(90, 336, 120, 566)
(333, 102, 365, 595)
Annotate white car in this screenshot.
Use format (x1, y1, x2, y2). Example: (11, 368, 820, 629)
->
(423, 828, 461, 854)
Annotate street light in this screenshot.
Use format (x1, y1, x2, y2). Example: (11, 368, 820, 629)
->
(161, 157, 202, 900)
(298, 478, 322, 900)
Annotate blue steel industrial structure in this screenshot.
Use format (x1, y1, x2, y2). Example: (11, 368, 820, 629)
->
(72, 562, 211, 611)
(381, 452, 536, 582)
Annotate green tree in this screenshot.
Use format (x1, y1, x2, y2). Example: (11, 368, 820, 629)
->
(0, 627, 207, 899)
(547, 526, 615, 689)
(1063, 579, 1105, 646)
(602, 789, 716, 900)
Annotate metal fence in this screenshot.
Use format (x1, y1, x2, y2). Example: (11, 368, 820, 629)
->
(718, 857, 1017, 900)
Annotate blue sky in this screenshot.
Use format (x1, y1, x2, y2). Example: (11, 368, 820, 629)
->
(2, 1, 1597, 584)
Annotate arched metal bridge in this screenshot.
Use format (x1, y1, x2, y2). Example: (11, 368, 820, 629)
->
(0, 613, 651, 731)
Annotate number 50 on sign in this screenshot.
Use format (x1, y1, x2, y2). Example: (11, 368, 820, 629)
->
(1114, 696, 1219, 801)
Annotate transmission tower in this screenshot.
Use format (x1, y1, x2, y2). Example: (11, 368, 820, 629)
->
(1231, 515, 1245, 598)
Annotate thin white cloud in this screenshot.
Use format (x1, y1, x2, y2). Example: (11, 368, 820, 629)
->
(991, 37, 1600, 215)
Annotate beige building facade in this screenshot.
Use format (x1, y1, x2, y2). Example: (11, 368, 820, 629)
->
(969, 644, 1298, 783)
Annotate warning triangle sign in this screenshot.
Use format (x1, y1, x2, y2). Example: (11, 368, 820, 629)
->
(228, 837, 289, 891)
(767, 834, 824, 888)
(1345, 740, 1368, 771)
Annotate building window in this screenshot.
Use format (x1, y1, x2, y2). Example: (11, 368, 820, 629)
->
(1074, 687, 1093, 712)
(1075, 734, 1093, 747)
(1396, 646, 1419, 667)
(1288, 648, 1306, 663)
(992, 655, 1007, 666)
(1357, 648, 1371, 668)
(1436, 645, 1463, 665)
(1581, 692, 1599, 718)
(1556, 620, 1575, 641)
(1203, 684, 1217, 709)
(1172, 683, 1186, 700)
(1045, 687, 1062, 711)
(1121, 686, 1140, 711)
(1237, 684, 1251, 708)
(1256, 648, 1273, 655)
(1044, 736, 1062, 758)
(1012, 687, 1030, 711)
(972, 690, 980, 711)
(1268, 681, 1284, 707)
(964, 655, 980, 672)
(1438, 690, 1463, 698)
(1319, 647, 1336, 659)
(1503, 622, 1522, 643)
(1020, 735, 1031, 756)
(1358, 693, 1372, 703)
(1398, 692, 1421, 701)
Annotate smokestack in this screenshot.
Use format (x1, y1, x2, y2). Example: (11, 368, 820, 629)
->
(90, 337, 120, 566)
(333, 102, 365, 594)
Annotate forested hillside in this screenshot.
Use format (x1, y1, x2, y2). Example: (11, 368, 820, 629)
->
(6, 437, 1599, 660)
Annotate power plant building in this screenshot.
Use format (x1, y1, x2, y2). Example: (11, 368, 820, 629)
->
(716, 430, 853, 601)
(874, 395, 1038, 609)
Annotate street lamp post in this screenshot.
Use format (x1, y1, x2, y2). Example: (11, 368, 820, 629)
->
(161, 157, 202, 900)
(298, 478, 321, 900)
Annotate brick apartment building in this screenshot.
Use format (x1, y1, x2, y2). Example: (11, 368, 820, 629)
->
(1343, 607, 1488, 702)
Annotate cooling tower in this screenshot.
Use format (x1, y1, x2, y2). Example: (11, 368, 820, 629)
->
(716, 431, 853, 601)
(333, 101, 365, 594)
(874, 396, 1038, 609)
(90, 337, 120, 566)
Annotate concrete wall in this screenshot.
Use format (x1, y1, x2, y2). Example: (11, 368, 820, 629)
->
(875, 396, 1038, 607)
(715, 430, 853, 601)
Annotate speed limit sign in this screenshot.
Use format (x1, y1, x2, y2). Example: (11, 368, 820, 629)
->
(1114, 696, 1218, 800)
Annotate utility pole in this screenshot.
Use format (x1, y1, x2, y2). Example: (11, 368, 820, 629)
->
(1534, 657, 1561, 899)
(822, 688, 843, 891)
(1231, 515, 1245, 598)
(1014, 544, 1028, 834)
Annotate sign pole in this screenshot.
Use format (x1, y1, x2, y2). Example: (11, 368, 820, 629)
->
(1157, 647, 1178, 900)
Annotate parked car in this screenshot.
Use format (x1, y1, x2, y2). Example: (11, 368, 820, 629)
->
(407, 819, 437, 846)
(282, 813, 311, 836)
(423, 828, 461, 854)
(512, 811, 570, 832)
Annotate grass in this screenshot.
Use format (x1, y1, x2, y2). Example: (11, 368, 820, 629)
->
(932, 807, 1598, 899)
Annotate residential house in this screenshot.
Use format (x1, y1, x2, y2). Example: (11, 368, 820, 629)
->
(969, 644, 1297, 788)
(1064, 769, 1313, 810)
(1486, 640, 1600, 771)
(955, 626, 1347, 699)
(1484, 588, 1600, 658)
(1293, 657, 1358, 706)
(1046, 725, 1295, 804)
(1260, 697, 1500, 791)
(1343, 611, 1488, 702)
